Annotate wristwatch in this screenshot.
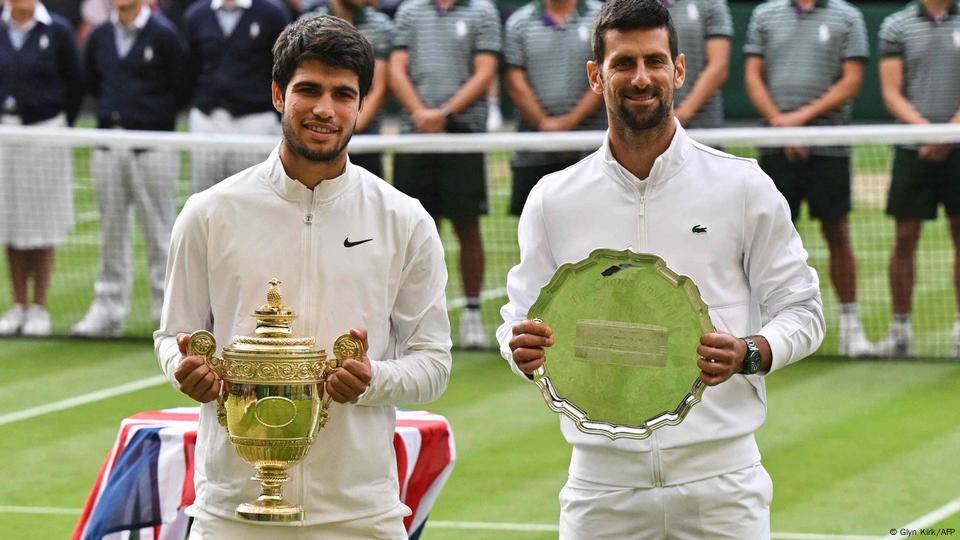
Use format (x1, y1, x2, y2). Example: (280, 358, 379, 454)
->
(739, 337, 762, 375)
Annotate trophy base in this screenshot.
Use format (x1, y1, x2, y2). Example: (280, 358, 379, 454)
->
(236, 499, 305, 522)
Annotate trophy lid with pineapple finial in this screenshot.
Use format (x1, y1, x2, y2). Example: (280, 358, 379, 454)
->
(226, 279, 322, 355)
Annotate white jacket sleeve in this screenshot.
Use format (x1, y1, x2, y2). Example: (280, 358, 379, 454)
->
(153, 196, 213, 391)
(357, 216, 452, 406)
(496, 185, 557, 380)
(743, 165, 826, 372)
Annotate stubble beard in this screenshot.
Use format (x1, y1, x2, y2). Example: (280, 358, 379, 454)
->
(614, 87, 672, 133)
(281, 114, 355, 163)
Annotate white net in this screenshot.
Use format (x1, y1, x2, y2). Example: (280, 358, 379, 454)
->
(2, 123, 960, 359)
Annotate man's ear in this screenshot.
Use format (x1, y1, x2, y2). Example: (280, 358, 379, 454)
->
(587, 60, 604, 96)
(674, 53, 686, 90)
(272, 81, 284, 113)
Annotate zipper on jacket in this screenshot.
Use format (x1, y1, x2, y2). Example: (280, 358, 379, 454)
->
(297, 189, 318, 513)
(635, 180, 647, 253)
(651, 431, 664, 487)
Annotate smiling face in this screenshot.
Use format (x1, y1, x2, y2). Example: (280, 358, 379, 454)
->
(588, 27, 685, 134)
(272, 59, 362, 166)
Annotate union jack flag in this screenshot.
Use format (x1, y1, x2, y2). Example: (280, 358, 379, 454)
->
(72, 408, 455, 540)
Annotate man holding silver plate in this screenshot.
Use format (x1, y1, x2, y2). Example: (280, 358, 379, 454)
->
(154, 15, 452, 539)
(497, 0, 824, 537)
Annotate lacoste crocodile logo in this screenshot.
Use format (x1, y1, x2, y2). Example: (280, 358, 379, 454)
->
(692, 225, 707, 234)
(344, 237, 373, 248)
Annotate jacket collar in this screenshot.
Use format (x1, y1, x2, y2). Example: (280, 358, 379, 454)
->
(263, 144, 357, 203)
(600, 117, 688, 187)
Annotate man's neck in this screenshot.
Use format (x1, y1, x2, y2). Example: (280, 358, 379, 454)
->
(10, 6, 34, 26)
(279, 142, 347, 190)
(923, 0, 952, 17)
(436, 0, 456, 11)
(794, 0, 816, 11)
(118, 4, 142, 28)
(330, 0, 359, 23)
(544, 0, 576, 20)
(608, 116, 677, 181)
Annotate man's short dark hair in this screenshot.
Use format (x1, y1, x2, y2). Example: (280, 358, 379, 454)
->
(272, 14, 375, 98)
(592, 0, 679, 64)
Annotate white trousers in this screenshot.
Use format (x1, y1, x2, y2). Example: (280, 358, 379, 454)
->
(188, 108, 278, 193)
(90, 147, 178, 320)
(559, 463, 773, 540)
(188, 506, 409, 540)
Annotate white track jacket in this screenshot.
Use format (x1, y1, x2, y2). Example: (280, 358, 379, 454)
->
(497, 122, 824, 488)
(154, 146, 452, 524)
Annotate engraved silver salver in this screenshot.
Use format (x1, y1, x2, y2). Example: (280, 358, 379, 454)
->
(529, 249, 714, 440)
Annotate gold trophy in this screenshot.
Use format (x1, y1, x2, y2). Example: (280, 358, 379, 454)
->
(186, 278, 362, 522)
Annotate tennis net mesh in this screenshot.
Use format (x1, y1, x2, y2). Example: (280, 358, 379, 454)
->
(1, 124, 959, 359)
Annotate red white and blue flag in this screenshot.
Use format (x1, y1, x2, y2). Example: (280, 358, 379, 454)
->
(72, 408, 455, 540)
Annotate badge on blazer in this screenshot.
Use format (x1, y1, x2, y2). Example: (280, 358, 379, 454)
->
(39, 34, 50, 50)
(818, 24, 830, 43)
(144, 46, 154, 62)
(578, 24, 589, 42)
(456, 19, 467, 38)
(686, 3, 699, 21)
(250, 22, 260, 38)
(954, 29, 960, 48)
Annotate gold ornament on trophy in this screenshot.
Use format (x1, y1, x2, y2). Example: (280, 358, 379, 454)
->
(187, 278, 363, 522)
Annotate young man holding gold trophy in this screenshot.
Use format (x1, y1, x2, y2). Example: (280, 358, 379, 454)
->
(499, 0, 824, 537)
(154, 14, 452, 539)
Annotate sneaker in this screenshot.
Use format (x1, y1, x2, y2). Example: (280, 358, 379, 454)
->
(459, 308, 489, 349)
(838, 316, 872, 357)
(71, 304, 123, 337)
(21, 305, 52, 336)
(486, 103, 503, 132)
(872, 325, 913, 358)
(0, 304, 26, 336)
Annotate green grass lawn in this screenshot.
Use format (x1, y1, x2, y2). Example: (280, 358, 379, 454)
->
(0, 340, 957, 539)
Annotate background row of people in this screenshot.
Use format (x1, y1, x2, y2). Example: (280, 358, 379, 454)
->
(0, 0, 958, 359)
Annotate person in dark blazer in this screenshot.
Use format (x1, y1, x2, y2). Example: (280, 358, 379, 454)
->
(72, 0, 188, 337)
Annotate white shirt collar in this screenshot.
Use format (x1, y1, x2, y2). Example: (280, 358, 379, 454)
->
(601, 117, 688, 185)
(265, 144, 357, 203)
(2, 2, 53, 28)
(211, 0, 253, 11)
(110, 4, 151, 31)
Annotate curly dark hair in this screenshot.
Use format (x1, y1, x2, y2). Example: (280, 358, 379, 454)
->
(272, 14, 375, 98)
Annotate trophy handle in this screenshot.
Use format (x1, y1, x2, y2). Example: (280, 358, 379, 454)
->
(315, 334, 365, 432)
(188, 330, 229, 430)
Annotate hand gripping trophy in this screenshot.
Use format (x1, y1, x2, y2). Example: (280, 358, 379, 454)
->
(186, 278, 363, 522)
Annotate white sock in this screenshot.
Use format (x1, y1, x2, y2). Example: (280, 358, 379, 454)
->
(892, 314, 910, 332)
